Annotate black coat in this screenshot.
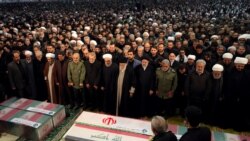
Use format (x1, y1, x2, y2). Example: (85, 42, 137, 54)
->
(228, 68, 249, 103)
(24, 60, 36, 99)
(118, 65, 136, 117)
(185, 71, 211, 100)
(152, 131, 177, 141)
(185, 71, 211, 105)
(150, 54, 163, 69)
(108, 51, 122, 64)
(218, 62, 234, 99)
(135, 64, 156, 116)
(170, 60, 180, 70)
(84, 60, 102, 86)
(186, 64, 195, 75)
(101, 63, 119, 115)
(0, 51, 11, 80)
(174, 71, 188, 112)
(179, 127, 211, 141)
(7, 60, 27, 90)
(226, 68, 250, 130)
(0, 51, 11, 96)
(210, 77, 224, 109)
(210, 77, 225, 124)
(33, 57, 47, 101)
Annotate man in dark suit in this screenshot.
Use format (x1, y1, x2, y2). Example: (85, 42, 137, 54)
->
(180, 106, 211, 141)
(84, 52, 102, 110)
(168, 52, 180, 70)
(0, 42, 11, 100)
(185, 59, 211, 122)
(7, 50, 27, 98)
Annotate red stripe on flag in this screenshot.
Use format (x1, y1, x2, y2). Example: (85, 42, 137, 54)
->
(29, 113, 43, 121)
(168, 124, 178, 134)
(0, 109, 20, 121)
(75, 124, 151, 139)
(81, 111, 150, 123)
(17, 99, 34, 109)
(211, 131, 215, 141)
(239, 135, 250, 141)
(42, 102, 56, 111)
(29, 102, 54, 121)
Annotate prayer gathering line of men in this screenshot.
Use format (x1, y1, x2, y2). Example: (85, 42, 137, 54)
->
(0, 0, 250, 132)
(2, 35, 250, 132)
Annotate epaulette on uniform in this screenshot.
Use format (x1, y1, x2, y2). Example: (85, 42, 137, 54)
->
(171, 68, 176, 73)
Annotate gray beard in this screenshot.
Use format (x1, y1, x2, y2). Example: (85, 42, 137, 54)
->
(105, 63, 112, 67)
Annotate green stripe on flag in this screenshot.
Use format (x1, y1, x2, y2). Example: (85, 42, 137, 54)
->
(177, 126, 187, 135)
(0, 97, 18, 106)
(213, 131, 226, 141)
(22, 99, 42, 109)
(35, 113, 51, 124)
(7, 110, 27, 121)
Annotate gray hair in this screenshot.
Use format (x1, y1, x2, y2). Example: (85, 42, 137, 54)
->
(161, 59, 170, 65)
(151, 116, 167, 134)
(137, 46, 144, 50)
(84, 36, 90, 40)
(196, 59, 206, 66)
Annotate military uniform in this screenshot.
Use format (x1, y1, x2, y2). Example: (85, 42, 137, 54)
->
(156, 68, 178, 117)
(156, 68, 177, 99)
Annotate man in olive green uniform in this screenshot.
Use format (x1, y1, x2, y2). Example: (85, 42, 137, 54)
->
(156, 59, 178, 117)
(67, 53, 86, 109)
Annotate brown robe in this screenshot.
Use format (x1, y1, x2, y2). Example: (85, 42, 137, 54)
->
(44, 61, 58, 104)
(54, 59, 70, 104)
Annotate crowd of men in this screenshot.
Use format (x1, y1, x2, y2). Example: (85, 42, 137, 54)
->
(0, 0, 250, 132)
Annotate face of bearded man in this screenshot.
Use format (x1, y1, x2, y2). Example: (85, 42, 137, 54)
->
(104, 59, 112, 67)
(196, 62, 205, 75)
(235, 64, 245, 71)
(212, 71, 222, 79)
(141, 59, 149, 68)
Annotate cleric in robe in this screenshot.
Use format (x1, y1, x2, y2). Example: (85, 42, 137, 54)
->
(100, 54, 119, 115)
(135, 55, 156, 117)
(44, 53, 58, 104)
(209, 64, 225, 127)
(116, 56, 136, 117)
(227, 57, 249, 131)
(23, 50, 37, 99)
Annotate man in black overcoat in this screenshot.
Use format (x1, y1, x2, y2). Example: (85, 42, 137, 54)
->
(101, 54, 119, 115)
